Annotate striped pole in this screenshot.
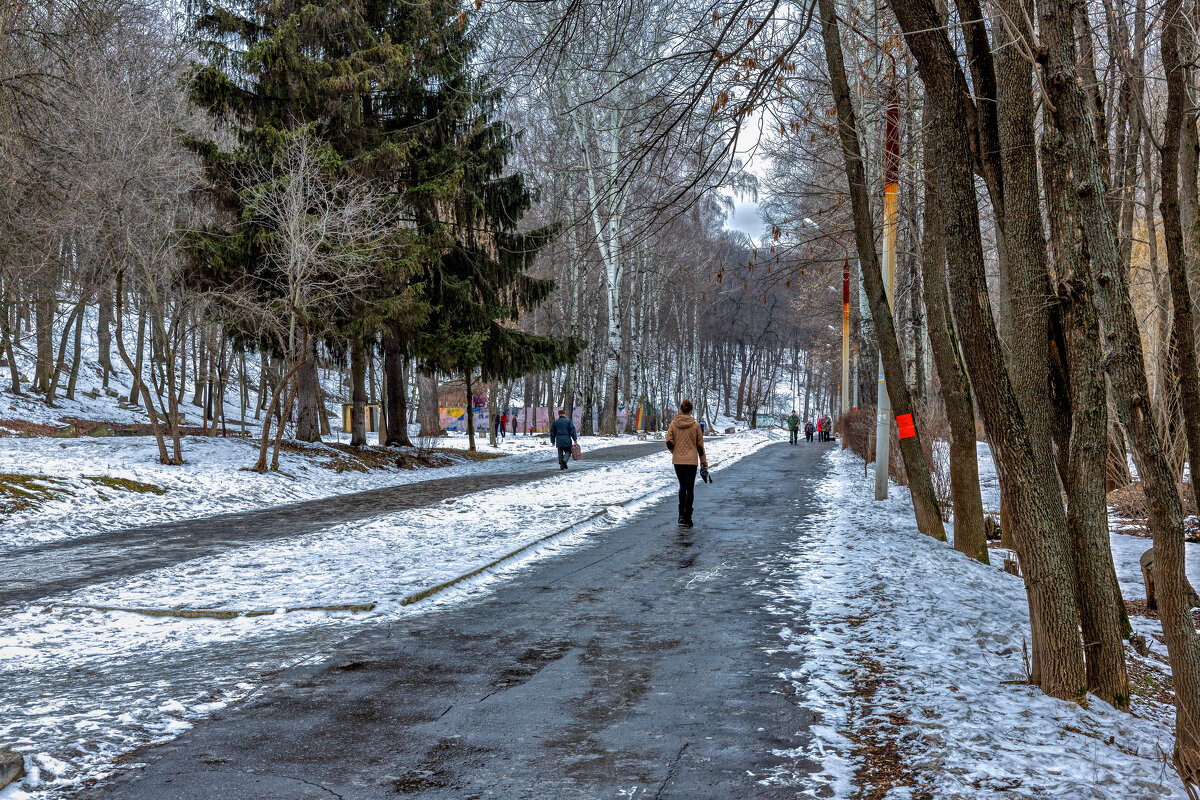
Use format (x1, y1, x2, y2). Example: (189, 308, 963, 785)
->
(874, 88, 900, 500)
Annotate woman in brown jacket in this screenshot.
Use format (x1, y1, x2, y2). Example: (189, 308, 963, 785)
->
(666, 399, 708, 527)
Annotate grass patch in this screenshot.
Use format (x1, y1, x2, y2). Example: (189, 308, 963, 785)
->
(0, 473, 73, 513)
(82, 475, 167, 495)
(455, 449, 506, 462)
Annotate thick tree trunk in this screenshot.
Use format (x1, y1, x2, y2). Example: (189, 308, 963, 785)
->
(888, 0, 1086, 701)
(417, 370, 441, 437)
(1044, 127, 1132, 708)
(1162, 6, 1200, 527)
(295, 337, 322, 443)
(383, 336, 411, 447)
(1040, 0, 1200, 778)
(921, 118, 989, 563)
(33, 281, 54, 394)
(464, 368, 477, 452)
(350, 337, 367, 447)
(818, 0, 946, 542)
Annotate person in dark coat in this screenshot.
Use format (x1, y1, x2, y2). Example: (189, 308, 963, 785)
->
(787, 411, 800, 445)
(805, 420, 815, 442)
(549, 408, 578, 470)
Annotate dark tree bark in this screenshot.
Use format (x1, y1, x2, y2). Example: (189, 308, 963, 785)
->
(417, 370, 441, 437)
(1040, 0, 1200, 778)
(350, 336, 367, 447)
(383, 335, 412, 447)
(1042, 127, 1131, 708)
(888, 0, 1086, 701)
(295, 336, 322, 443)
(97, 284, 114, 387)
(1162, 0, 1200, 528)
(817, 0, 946, 542)
(921, 117, 989, 564)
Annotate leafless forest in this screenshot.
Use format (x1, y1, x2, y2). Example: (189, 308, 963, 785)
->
(6, 0, 1200, 790)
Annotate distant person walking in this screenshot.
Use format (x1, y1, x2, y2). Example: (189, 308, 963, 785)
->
(816, 416, 824, 441)
(805, 420, 815, 443)
(787, 411, 800, 445)
(549, 409, 578, 471)
(511, 414, 518, 436)
(666, 399, 708, 527)
(823, 413, 834, 442)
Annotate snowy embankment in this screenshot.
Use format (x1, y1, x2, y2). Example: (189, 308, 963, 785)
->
(0, 429, 643, 551)
(0, 429, 777, 799)
(770, 447, 1183, 799)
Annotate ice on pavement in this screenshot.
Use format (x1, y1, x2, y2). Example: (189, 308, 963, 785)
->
(0, 429, 776, 798)
(768, 447, 1183, 799)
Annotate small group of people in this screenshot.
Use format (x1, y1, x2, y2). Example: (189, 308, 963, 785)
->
(787, 411, 835, 444)
(491, 412, 521, 439)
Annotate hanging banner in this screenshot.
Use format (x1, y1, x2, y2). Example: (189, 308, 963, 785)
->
(895, 413, 916, 440)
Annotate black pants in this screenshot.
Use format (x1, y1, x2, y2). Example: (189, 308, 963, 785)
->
(674, 464, 697, 521)
(789, 429, 799, 444)
(558, 446, 572, 468)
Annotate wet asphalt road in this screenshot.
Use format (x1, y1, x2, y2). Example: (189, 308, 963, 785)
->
(1, 442, 661, 607)
(83, 440, 830, 800)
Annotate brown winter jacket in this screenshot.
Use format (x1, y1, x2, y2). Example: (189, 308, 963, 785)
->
(665, 413, 707, 467)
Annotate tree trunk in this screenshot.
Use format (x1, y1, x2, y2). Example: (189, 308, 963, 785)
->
(465, 368, 477, 452)
(417, 370, 441, 437)
(295, 336, 322, 443)
(1162, 1, 1200, 527)
(33, 280, 54, 394)
(350, 337, 367, 447)
(921, 115, 989, 563)
(888, 0, 1087, 701)
(97, 285, 114, 387)
(384, 336, 412, 446)
(817, 0, 946, 542)
(1040, 0, 1200, 776)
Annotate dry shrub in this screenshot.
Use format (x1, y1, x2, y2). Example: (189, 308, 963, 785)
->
(837, 406, 875, 462)
(1109, 481, 1199, 524)
(916, 397, 953, 519)
(835, 405, 907, 486)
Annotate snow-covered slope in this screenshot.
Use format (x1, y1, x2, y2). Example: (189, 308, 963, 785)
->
(769, 447, 1183, 799)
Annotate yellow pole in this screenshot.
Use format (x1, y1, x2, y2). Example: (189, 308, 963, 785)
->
(874, 88, 900, 500)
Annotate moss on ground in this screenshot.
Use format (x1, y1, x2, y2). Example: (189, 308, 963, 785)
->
(82, 475, 167, 495)
(0, 474, 74, 513)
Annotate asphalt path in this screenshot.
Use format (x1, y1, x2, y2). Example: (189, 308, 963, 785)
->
(1, 441, 662, 606)
(84, 440, 831, 799)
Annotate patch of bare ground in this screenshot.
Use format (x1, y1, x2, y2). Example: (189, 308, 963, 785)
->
(1108, 481, 1200, 540)
(276, 440, 504, 473)
(844, 652, 934, 800)
(1124, 598, 1200, 630)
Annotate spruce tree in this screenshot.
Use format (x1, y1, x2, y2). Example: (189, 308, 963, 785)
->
(186, 0, 576, 451)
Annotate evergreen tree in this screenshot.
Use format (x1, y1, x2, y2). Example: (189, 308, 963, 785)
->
(186, 0, 576, 452)
(390, 6, 579, 439)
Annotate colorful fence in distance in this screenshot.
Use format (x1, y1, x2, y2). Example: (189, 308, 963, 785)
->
(438, 406, 630, 433)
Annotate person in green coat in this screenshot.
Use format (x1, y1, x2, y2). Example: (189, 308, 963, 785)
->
(787, 411, 800, 445)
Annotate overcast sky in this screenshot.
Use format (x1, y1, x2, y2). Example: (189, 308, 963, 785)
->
(721, 112, 770, 246)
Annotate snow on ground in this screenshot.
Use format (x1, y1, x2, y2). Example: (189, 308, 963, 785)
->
(0, 429, 778, 799)
(768, 447, 1183, 799)
(0, 431, 656, 551)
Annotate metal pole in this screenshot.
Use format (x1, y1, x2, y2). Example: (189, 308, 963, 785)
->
(874, 88, 900, 501)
